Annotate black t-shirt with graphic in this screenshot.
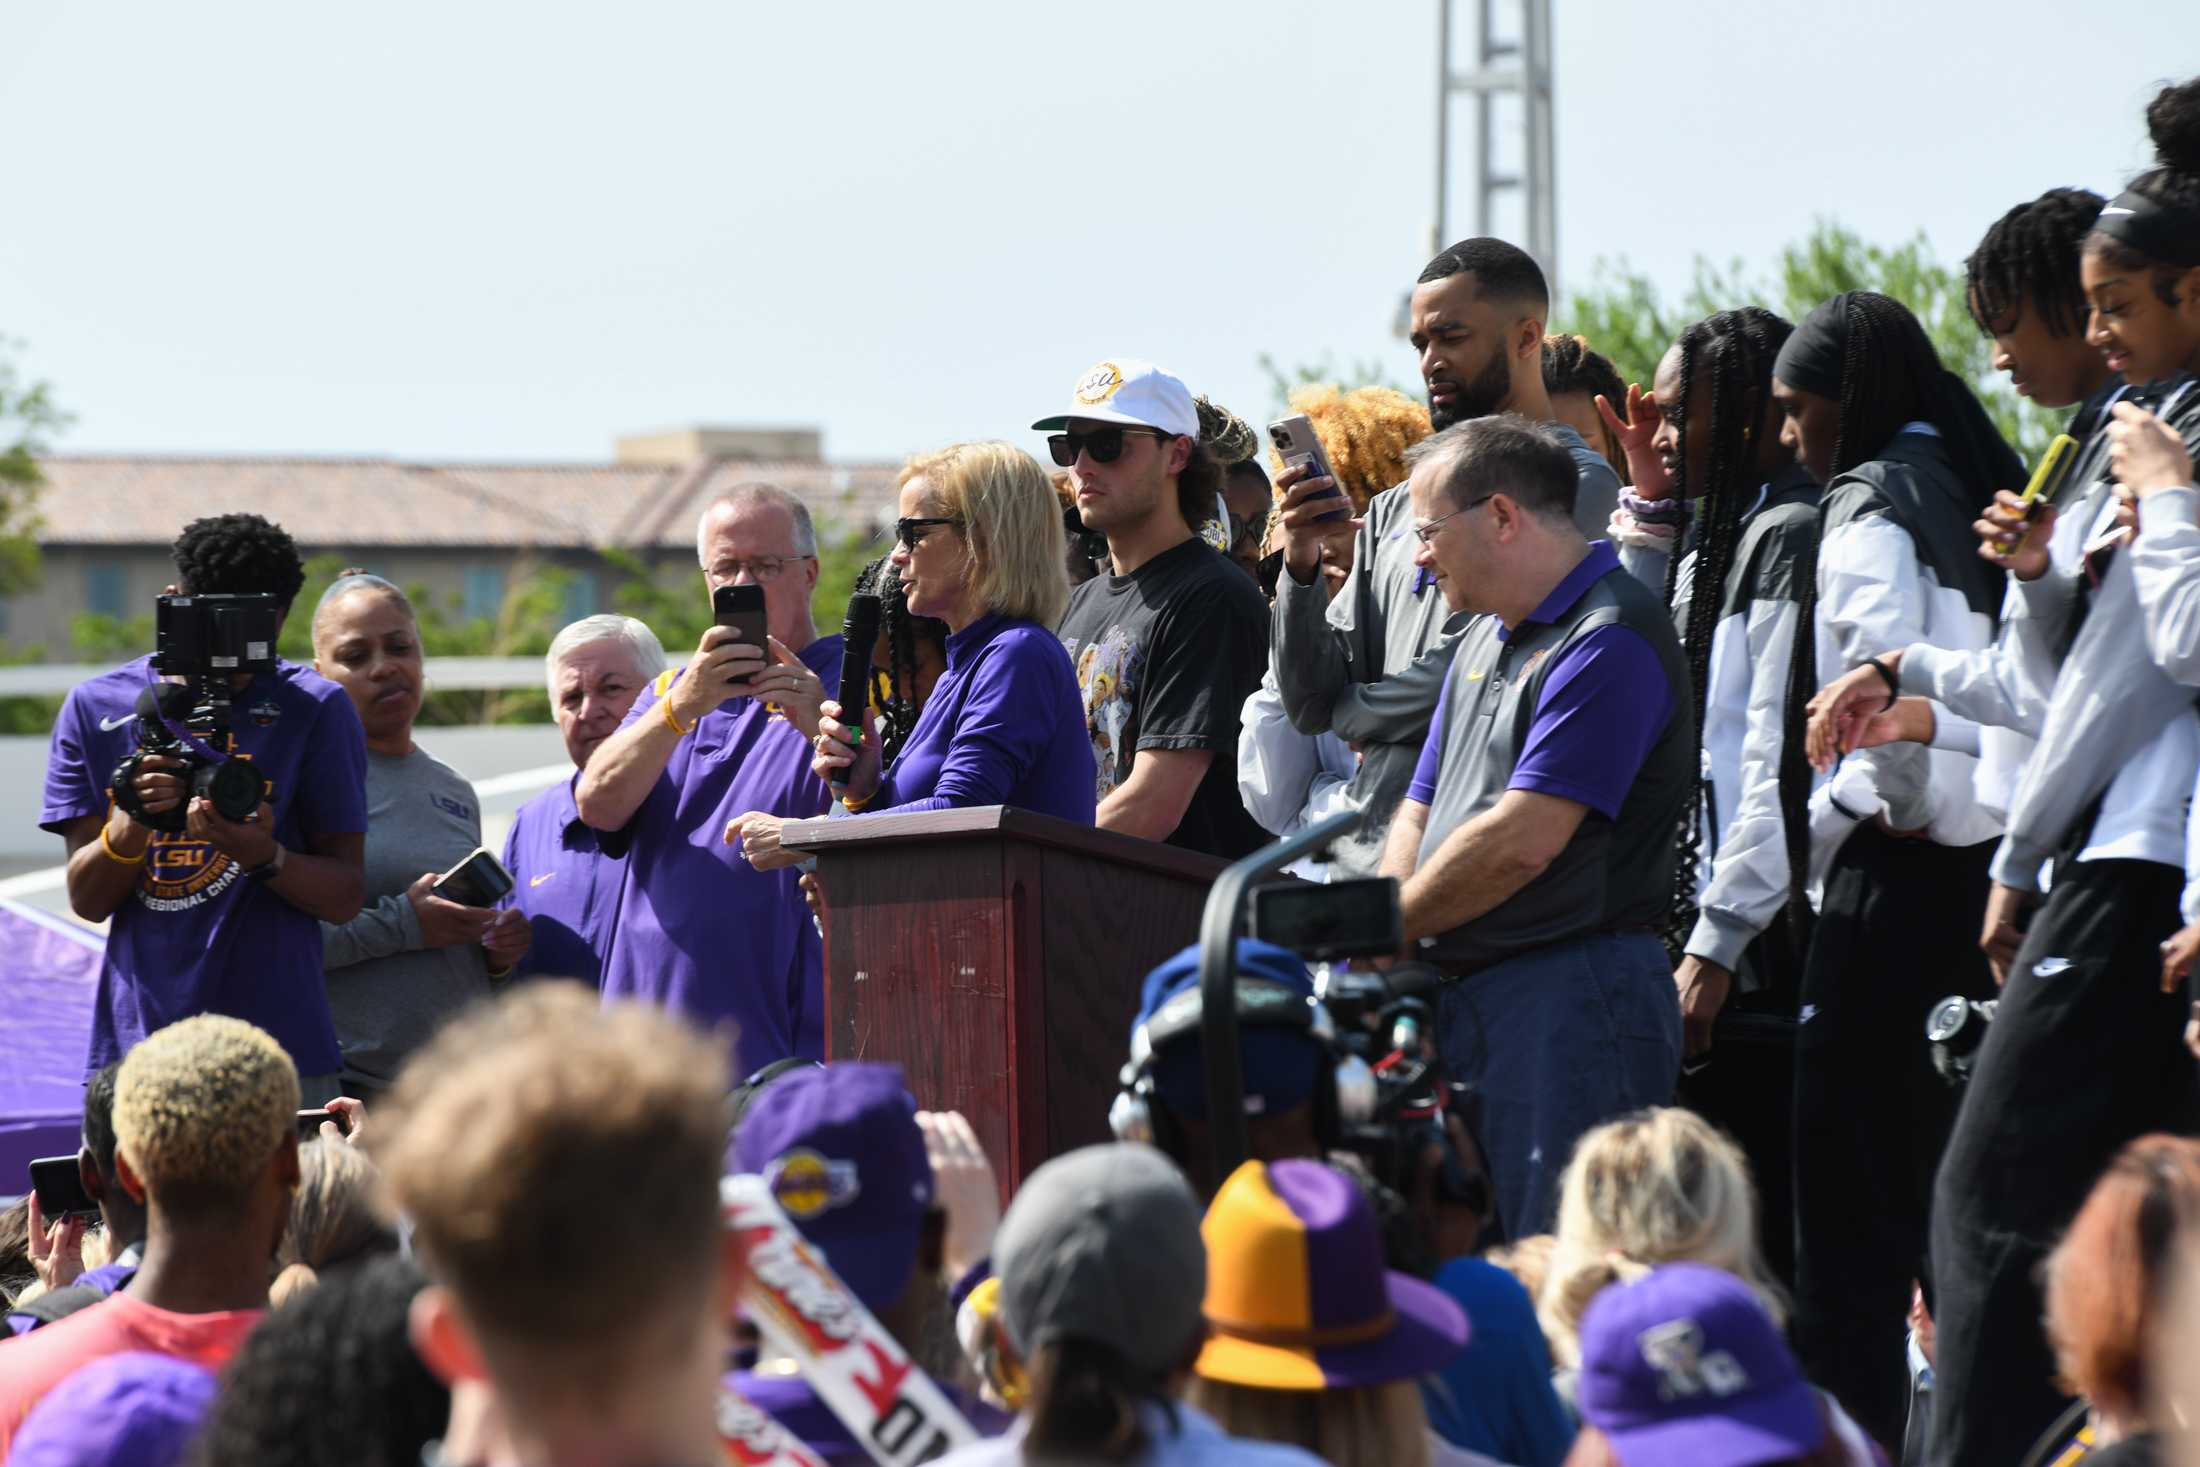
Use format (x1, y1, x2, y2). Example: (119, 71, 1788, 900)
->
(1056, 537, 1270, 859)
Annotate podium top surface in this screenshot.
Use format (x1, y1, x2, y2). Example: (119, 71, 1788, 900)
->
(779, 804, 1227, 883)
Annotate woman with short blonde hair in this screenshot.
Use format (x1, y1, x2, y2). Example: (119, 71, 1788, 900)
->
(1539, 1107, 1784, 1372)
(731, 441, 1095, 876)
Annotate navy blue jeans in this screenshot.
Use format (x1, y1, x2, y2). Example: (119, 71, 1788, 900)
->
(1438, 931, 1683, 1238)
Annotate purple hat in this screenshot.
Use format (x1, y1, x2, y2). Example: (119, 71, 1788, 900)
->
(1577, 1263, 1824, 1467)
(732, 1061, 936, 1312)
(9, 1351, 218, 1467)
(1195, 1158, 1468, 1390)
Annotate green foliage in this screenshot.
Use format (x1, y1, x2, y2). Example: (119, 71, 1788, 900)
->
(0, 337, 65, 600)
(1257, 351, 1412, 418)
(1561, 220, 2065, 466)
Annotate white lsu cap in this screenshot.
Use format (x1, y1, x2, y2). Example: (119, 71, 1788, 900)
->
(1032, 358, 1199, 439)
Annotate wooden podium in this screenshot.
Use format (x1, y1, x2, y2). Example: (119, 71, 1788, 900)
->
(778, 806, 1223, 1197)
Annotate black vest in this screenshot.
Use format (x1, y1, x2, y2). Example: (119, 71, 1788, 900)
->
(1416, 553, 1693, 973)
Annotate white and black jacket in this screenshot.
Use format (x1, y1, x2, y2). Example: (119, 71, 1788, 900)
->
(1811, 427, 2004, 848)
(1678, 466, 1823, 971)
(1976, 378, 2200, 892)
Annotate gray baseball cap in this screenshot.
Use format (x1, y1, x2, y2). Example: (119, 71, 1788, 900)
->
(992, 1142, 1206, 1377)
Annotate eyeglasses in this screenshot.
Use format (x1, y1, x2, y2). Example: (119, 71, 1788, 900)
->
(894, 517, 964, 550)
(1046, 426, 1172, 468)
(709, 554, 814, 584)
(1412, 494, 1497, 546)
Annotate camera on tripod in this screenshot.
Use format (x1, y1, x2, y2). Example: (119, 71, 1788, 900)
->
(109, 594, 281, 834)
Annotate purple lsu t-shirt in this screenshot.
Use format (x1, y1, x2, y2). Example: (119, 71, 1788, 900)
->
(864, 614, 1096, 822)
(40, 657, 368, 1076)
(1408, 625, 1674, 820)
(596, 670, 831, 1076)
(499, 775, 624, 987)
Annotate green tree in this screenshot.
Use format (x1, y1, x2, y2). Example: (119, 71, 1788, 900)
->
(1562, 220, 2064, 465)
(0, 337, 64, 599)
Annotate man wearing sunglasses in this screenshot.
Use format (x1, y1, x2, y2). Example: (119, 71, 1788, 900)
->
(1043, 358, 1270, 857)
(1268, 238, 1623, 884)
(1378, 414, 1688, 1239)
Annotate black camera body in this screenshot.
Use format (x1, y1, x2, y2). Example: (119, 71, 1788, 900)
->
(1926, 994, 1998, 1089)
(110, 594, 281, 834)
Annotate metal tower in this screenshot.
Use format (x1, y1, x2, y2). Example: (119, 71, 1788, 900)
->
(1432, 0, 1557, 302)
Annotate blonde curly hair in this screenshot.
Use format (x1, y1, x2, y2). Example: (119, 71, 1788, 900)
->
(1269, 385, 1432, 515)
(1537, 1107, 1786, 1369)
(113, 1015, 299, 1213)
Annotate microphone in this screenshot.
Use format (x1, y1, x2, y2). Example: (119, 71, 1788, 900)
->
(831, 593, 882, 787)
(139, 682, 194, 728)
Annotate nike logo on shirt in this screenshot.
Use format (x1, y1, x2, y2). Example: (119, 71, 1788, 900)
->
(530, 872, 556, 887)
(99, 714, 135, 731)
(2034, 957, 2073, 976)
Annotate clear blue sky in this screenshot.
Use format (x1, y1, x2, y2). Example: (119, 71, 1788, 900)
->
(0, 0, 2180, 464)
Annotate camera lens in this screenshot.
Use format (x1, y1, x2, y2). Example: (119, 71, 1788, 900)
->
(203, 759, 270, 823)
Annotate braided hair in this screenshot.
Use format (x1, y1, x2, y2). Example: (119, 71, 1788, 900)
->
(1660, 308, 1795, 948)
(171, 513, 307, 608)
(853, 555, 947, 767)
(1774, 291, 2022, 931)
(1965, 187, 2106, 338)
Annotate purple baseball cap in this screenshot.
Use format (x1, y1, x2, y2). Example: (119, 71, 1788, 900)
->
(1195, 1158, 1468, 1390)
(732, 1061, 936, 1312)
(9, 1351, 217, 1467)
(1577, 1263, 1824, 1467)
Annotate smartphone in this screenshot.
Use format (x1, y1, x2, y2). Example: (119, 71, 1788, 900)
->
(28, 1154, 97, 1221)
(1268, 415, 1351, 524)
(296, 1107, 344, 1138)
(430, 847, 515, 908)
(1250, 877, 1403, 962)
(1996, 432, 2080, 560)
(712, 583, 772, 678)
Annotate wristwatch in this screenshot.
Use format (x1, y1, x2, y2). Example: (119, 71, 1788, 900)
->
(246, 844, 287, 882)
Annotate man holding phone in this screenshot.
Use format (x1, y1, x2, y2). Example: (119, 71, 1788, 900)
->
(575, 485, 834, 1075)
(1271, 238, 1623, 877)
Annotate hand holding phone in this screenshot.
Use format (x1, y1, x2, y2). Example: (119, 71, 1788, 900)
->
(712, 584, 772, 687)
(29, 1154, 98, 1222)
(430, 847, 515, 908)
(1268, 416, 1351, 524)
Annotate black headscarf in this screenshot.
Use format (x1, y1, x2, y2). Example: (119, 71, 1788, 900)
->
(2097, 186, 2200, 268)
(1771, 298, 1846, 400)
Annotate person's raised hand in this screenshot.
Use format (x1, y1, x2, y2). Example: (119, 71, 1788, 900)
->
(1595, 385, 1671, 500)
(26, 1190, 86, 1293)
(917, 1110, 1001, 1283)
(482, 908, 530, 974)
(1975, 492, 2057, 580)
(114, 755, 187, 832)
(811, 699, 883, 802)
(406, 873, 498, 949)
(668, 625, 769, 728)
(746, 637, 827, 739)
(322, 1096, 367, 1146)
(2110, 401, 2196, 500)
(1273, 461, 1350, 584)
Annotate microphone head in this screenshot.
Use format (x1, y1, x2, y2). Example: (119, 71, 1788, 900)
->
(138, 683, 195, 722)
(841, 592, 882, 648)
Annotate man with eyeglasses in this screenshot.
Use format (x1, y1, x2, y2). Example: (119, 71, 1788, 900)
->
(575, 482, 834, 1075)
(1270, 238, 1623, 881)
(1044, 358, 1271, 857)
(1378, 414, 1688, 1238)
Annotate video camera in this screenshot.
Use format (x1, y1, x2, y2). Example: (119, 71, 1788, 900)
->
(109, 594, 280, 833)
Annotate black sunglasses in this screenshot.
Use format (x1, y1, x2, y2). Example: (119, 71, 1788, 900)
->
(1047, 426, 1172, 468)
(894, 517, 963, 550)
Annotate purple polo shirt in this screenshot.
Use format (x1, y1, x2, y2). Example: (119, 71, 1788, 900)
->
(39, 656, 367, 1077)
(1408, 542, 1674, 820)
(798, 632, 845, 688)
(596, 670, 830, 1076)
(860, 614, 1096, 822)
(499, 774, 625, 987)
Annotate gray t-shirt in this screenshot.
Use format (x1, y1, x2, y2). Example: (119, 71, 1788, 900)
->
(321, 745, 493, 1090)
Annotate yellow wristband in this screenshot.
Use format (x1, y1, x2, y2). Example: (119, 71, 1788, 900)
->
(660, 698, 696, 737)
(101, 822, 149, 866)
(839, 792, 872, 813)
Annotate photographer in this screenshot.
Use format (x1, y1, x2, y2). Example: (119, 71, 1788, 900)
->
(313, 572, 526, 1098)
(40, 513, 367, 1093)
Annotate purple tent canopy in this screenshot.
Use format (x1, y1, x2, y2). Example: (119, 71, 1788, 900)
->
(0, 901, 102, 1194)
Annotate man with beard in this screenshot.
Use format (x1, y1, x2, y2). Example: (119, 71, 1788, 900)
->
(1271, 238, 1621, 875)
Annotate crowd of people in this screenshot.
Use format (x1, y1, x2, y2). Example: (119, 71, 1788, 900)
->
(2, 69, 2199, 1467)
